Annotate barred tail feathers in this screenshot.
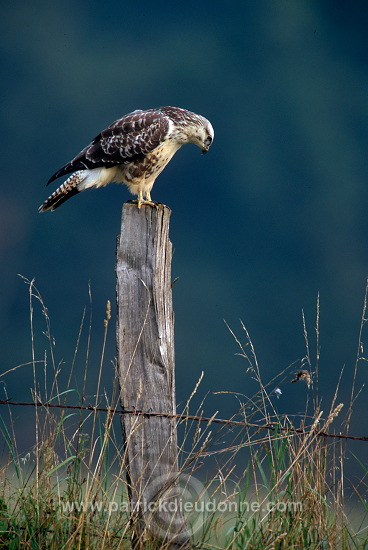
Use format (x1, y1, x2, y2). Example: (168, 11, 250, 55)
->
(39, 171, 85, 212)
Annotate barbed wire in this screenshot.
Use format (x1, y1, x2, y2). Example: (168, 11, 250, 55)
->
(1, 399, 367, 442)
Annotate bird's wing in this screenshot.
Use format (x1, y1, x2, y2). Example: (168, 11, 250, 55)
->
(47, 109, 171, 185)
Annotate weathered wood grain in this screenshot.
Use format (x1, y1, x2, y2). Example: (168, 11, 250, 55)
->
(116, 203, 190, 548)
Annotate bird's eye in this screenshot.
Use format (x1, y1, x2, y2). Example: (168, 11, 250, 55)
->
(205, 136, 212, 146)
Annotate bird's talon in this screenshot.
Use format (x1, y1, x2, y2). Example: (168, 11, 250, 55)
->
(128, 199, 164, 209)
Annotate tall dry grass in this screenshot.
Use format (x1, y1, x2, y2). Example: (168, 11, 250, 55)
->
(0, 278, 367, 549)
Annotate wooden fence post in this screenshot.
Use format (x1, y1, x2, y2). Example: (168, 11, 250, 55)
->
(116, 203, 191, 549)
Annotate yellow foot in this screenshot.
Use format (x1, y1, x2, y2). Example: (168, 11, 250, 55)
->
(128, 200, 167, 209)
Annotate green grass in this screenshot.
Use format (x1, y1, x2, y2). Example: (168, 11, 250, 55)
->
(1, 279, 368, 549)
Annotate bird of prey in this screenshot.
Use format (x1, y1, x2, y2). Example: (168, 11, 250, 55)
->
(39, 106, 214, 212)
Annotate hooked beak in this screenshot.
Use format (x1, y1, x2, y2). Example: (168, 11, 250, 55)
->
(201, 147, 209, 155)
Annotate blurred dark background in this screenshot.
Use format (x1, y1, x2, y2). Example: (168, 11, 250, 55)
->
(1, 0, 368, 463)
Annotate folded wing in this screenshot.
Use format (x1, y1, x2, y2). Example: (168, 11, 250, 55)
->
(47, 109, 170, 185)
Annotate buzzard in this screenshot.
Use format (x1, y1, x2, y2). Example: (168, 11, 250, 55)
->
(39, 106, 214, 212)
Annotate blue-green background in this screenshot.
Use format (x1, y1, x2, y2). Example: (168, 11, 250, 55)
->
(1, 1, 368, 456)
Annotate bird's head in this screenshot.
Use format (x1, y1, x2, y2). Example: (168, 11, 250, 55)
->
(193, 118, 214, 154)
(167, 108, 214, 153)
(180, 114, 214, 153)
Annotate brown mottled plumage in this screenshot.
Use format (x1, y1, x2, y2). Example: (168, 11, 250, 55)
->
(39, 106, 214, 212)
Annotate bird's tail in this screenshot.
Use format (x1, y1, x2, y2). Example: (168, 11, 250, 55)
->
(39, 171, 85, 212)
